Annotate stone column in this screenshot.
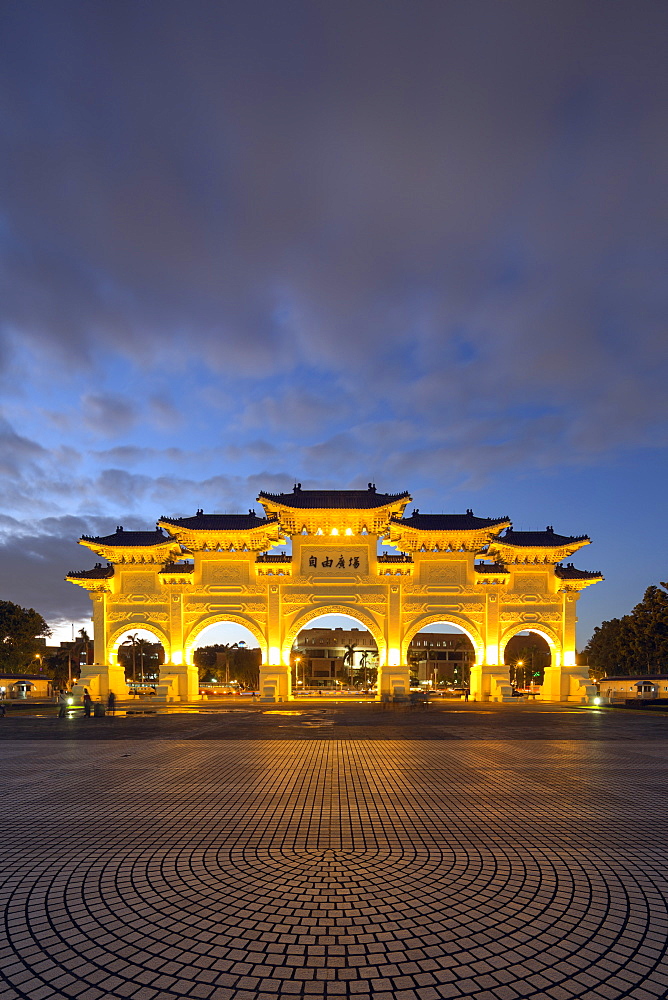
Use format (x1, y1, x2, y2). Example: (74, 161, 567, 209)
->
(378, 585, 410, 700)
(556, 594, 595, 703)
(158, 663, 199, 701)
(541, 595, 594, 703)
(92, 594, 107, 666)
(75, 594, 130, 702)
(472, 594, 512, 702)
(156, 592, 200, 702)
(260, 584, 291, 701)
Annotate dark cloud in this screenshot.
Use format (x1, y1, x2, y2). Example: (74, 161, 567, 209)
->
(81, 394, 137, 436)
(0, 2, 666, 634)
(0, 416, 47, 476)
(0, 1, 665, 450)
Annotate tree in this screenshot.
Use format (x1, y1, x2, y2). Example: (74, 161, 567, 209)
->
(135, 638, 163, 681)
(584, 583, 668, 677)
(585, 618, 631, 677)
(215, 642, 239, 685)
(45, 646, 74, 688)
(71, 628, 91, 671)
(229, 645, 261, 689)
(194, 644, 260, 688)
(359, 650, 370, 689)
(0, 600, 50, 673)
(119, 633, 140, 683)
(342, 644, 357, 686)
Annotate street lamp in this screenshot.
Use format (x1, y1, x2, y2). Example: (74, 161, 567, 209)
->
(516, 660, 524, 690)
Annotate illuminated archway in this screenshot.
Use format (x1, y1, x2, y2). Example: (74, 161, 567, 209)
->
(401, 615, 484, 664)
(499, 624, 561, 668)
(282, 605, 386, 666)
(183, 614, 267, 665)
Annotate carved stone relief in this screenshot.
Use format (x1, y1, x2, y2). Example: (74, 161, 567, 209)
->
(120, 573, 156, 593)
(204, 565, 243, 584)
(513, 574, 548, 594)
(500, 610, 561, 623)
(422, 563, 466, 584)
(108, 611, 169, 622)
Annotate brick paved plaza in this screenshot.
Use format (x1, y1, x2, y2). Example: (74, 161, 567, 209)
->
(1, 705, 668, 1000)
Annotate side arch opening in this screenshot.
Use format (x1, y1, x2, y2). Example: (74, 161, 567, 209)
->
(109, 626, 168, 687)
(184, 618, 266, 692)
(501, 628, 557, 690)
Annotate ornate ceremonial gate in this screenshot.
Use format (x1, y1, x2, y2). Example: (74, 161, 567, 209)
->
(68, 487, 602, 703)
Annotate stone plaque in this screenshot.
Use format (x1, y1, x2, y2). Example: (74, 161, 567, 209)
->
(301, 549, 368, 576)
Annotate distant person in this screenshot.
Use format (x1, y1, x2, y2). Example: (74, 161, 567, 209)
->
(107, 691, 116, 713)
(83, 689, 93, 717)
(464, 689, 469, 702)
(58, 690, 69, 718)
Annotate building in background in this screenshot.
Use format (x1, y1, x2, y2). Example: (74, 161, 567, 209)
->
(293, 627, 474, 689)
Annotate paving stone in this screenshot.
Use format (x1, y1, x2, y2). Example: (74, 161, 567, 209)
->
(1, 708, 668, 998)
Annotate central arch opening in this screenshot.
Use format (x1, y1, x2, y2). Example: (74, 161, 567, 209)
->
(292, 614, 378, 695)
(191, 621, 261, 694)
(408, 622, 475, 695)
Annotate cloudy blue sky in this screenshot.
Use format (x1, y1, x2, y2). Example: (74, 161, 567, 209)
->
(0, 1, 666, 645)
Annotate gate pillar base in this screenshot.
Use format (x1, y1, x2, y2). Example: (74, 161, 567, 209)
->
(470, 664, 514, 702)
(158, 664, 200, 702)
(73, 664, 130, 702)
(540, 666, 595, 704)
(377, 665, 410, 702)
(259, 665, 292, 702)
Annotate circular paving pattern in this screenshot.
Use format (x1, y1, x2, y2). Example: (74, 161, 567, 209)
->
(1, 737, 668, 999)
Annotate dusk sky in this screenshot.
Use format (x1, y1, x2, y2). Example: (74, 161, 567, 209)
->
(0, 1, 666, 647)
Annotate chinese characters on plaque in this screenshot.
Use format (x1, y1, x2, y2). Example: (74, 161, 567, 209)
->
(309, 554, 360, 569)
(302, 549, 367, 574)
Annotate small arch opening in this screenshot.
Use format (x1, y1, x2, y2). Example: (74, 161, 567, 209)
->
(190, 621, 261, 692)
(115, 629, 166, 688)
(504, 631, 552, 691)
